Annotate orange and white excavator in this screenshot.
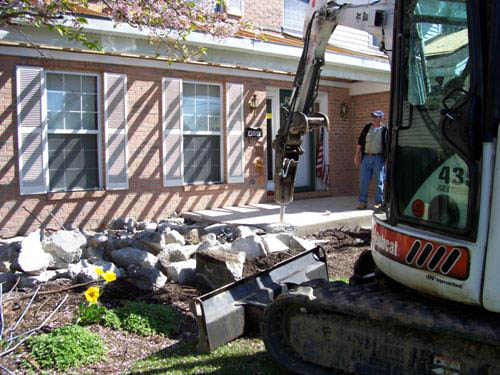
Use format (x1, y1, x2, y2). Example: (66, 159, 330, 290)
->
(192, 1, 500, 373)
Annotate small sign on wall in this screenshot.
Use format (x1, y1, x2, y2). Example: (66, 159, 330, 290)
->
(245, 127, 263, 138)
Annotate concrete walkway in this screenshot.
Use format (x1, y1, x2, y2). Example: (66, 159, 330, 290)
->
(182, 196, 374, 235)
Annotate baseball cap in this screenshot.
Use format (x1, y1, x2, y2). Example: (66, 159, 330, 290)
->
(371, 110, 384, 118)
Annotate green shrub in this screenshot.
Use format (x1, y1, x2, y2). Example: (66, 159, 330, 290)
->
(102, 308, 122, 330)
(112, 301, 180, 337)
(27, 324, 107, 370)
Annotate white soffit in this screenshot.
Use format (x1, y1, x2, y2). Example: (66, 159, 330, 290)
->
(350, 82, 391, 96)
(0, 21, 390, 84)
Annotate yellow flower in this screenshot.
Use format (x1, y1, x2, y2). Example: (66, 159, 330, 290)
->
(101, 271, 117, 283)
(85, 286, 100, 304)
(95, 266, 104, 276)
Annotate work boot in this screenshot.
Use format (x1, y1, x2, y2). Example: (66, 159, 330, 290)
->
(357, 202, 367, 210)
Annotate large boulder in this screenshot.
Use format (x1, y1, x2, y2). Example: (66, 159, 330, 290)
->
(166, 259, 196, 285)
(111, 247, 158, 268)
(127, 265, 167, 291)
(230, 235, 267, 259)
(42, 229, 86, 269)
(17, 230, 50, 275)
(157, 244, 197, 274)
(195, 249, 246, 290)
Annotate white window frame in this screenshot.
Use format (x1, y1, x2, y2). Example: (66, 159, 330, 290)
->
(282, 0, 309, 35)
(226, 0, 243, 17)
(182, 80, 224, 185)
(44, 70, 103, 192)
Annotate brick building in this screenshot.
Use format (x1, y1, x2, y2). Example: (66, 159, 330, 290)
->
(0, 0, 390, 237)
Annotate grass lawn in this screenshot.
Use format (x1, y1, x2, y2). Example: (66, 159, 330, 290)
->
(130, 338, 289, 375)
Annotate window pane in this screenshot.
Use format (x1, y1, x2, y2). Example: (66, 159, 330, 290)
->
(82, 113, 97, 130)
(82, 76, 97, 93)
(196, 84, 208, 100)
(48, 150, 64, 170)
(197, 100, 209, 117)
(195, 116, 208, 131)
(82, 94, 97, 112)
(65, 112, 81, 130)
(184, 83, 196, 99)
(48, 134, 99, 192)
(65, 93, 81, 112)
(82, 135, 98, 151)
(183, 135, 221, 183)
(209, 85, 220, 99)
(209, 101, 220, 116)
(209, 116, 221, 131)
(49, 168, 65, 192)
(395, 0, 471, 230)
(47, 73, 63, 91)
(183, 114, 196, 131)
(47, 111, 64, 129)
(64, 74, 81, 92)
(65, 150, 82, 169)
(184, 98, 195, 115)
(48, 92, 64, 111)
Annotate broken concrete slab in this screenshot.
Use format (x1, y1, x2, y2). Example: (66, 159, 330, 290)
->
(111, 247, 158, 269)
(262, 234, 289, 254)
(195, 249, 246, 290)
(230, 234, 267, 259)
(164, 230, 185, 246)
(290, 235, 316, 251)
(166, 259, 196, 285)
(42, 229, 86, 269)
(127, 265, 167, 291)
(18, 230, 50, 276)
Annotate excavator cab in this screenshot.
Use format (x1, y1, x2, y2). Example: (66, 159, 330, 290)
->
(373, 0, 500, 309)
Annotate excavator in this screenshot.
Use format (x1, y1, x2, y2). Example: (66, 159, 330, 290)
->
(191, 0, 500, 373)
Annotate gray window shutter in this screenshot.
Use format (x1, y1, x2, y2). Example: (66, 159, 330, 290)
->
(16, 66, 48, 195)
(226, 83, 245, 184)
(162, 78, 183, 187)
(104, 73, 128, 190)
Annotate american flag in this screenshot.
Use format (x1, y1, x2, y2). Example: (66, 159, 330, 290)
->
(316, 127, 329, 186)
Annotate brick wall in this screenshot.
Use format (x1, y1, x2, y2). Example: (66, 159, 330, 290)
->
(0, 54, 389, 237)
(242, 0, 282, 31)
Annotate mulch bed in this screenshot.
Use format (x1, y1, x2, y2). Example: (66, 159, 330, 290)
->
(1, 227, 370, 374)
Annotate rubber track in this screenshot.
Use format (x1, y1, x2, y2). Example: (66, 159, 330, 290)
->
(262, 279, 500, 374)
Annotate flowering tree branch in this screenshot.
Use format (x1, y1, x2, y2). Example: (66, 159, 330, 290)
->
(0, 0, 247, 60)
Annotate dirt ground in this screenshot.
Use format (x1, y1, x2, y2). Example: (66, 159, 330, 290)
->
(1, 227, 370, 374)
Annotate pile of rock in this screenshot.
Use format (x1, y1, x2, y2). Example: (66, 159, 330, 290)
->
(0, 216, 316, 293)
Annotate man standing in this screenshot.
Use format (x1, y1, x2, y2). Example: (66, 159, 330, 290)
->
(354, 110, 387, 210)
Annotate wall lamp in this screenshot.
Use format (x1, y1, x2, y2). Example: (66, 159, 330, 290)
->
(340, 102, 348, 118)
(249, 94, 258, 116)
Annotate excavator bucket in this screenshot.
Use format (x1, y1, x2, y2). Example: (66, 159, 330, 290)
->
(189, 247, 328, 352)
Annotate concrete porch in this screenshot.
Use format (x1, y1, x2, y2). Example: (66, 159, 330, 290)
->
(182, 196, 374, 236)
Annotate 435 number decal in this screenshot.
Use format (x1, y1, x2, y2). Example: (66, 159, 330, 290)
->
(438, 166, 469, 185)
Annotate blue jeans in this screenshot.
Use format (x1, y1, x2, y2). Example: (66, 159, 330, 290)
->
(359, 155, 385, 204)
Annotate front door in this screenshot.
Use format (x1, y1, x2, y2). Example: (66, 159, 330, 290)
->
(279, 89, 314, 192)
